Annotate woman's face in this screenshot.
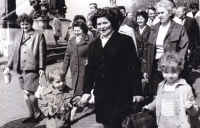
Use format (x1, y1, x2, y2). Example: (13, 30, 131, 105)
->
(156, 6, 171, 24)
(96, 17, 113, 37)
(137, 15, 146, 26)
(74, 26, 84, 38)
(20, 21, 32, 32)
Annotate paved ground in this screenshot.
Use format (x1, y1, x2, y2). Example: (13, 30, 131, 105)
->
(0, 62, 200, 128)
(0, 62, 103, 128)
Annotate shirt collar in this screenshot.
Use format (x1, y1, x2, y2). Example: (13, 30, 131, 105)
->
(100, 30, 115, 40)
(161, 78, 188, 87)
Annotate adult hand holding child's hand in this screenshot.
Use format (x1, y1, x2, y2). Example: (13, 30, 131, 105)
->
(80, 94, 91, 107)
(184, 100, 193, 110)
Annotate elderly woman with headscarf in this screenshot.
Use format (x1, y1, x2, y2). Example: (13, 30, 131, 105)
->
(79, 7, 143, 128)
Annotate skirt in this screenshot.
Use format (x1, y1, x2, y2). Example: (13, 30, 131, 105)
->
(18, 70, 39, 92)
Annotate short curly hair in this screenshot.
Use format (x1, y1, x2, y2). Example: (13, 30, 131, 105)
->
(72, 21, 88, 34)
(155, 0, 176, 16)
(73, 15, 86, 23)
(16, 13, 33, 26)
(158, 52, 184, 73)
(136, 11, 149, 24)
(47, 67, 65, 84)
(189, 3, 199, 10)
(91, 7, 123, 31)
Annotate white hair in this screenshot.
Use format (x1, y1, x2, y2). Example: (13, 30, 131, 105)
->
(156, 0, 176, 15)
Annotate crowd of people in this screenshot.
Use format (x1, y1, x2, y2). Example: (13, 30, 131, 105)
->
(3, 0, 200, 128)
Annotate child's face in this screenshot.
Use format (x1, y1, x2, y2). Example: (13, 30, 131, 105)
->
(52, 76, 65, 91)
(162, 70, 180, 83)
(89, 5, 96, 12)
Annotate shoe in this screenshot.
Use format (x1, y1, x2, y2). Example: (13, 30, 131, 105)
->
(33, 111, 42, 123)
(22, 116, 34, 123)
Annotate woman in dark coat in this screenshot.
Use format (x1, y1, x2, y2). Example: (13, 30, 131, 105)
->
(135, 11, 150, 62)
(143, 0, 189, 97)
(79, 8, 143, 128)
(135, 11, 151, 97)
(62, 21, 94, 121)
(4, 13, 46, 123)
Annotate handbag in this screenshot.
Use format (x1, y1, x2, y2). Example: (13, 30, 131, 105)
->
(122, 101, 154, 128)
(35, 73, 46, 99)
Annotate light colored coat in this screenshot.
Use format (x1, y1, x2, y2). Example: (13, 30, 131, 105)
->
(148, 78, 199, 128)
(53, 17, 62, 37)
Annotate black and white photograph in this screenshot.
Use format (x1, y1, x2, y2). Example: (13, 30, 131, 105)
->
(0, 0, 200, 128)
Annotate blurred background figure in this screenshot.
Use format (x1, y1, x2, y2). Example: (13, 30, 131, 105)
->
(53, 11, 62, 45)
(87, 3, 99, 21)
(126, 12, 133, 19)
(187, 3, 200, 40)
(176, 6, 200, 70)
(146, 6, 160, 27)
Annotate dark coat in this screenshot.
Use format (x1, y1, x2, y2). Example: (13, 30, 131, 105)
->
(63, 34, 94, 95)
(143, 21, 189, 95)
(135, 25, 150, 65)
(183, 16, 200, 51)
(83, 31, 142, 127)
(7, 29, 47, 71)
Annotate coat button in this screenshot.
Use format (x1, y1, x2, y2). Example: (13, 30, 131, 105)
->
(24, 52, 26, 53)
(102, 64, 104, 66)
(75, 56, 77, 58)
(24, 60, 26, 62)
(102, 56, 104, 58)
(102, 75, 104, 77)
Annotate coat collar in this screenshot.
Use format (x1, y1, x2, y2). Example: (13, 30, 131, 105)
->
(135, 25, 150, 36)
(95, 31, 120, 50)
(43, 84, 71, 96)
(20, 28, 35, 44)
(69, 34, 90, 48)
(149, 20, 178, 45)
(159, 78, 188, 88)
(77, 34, 90, 46)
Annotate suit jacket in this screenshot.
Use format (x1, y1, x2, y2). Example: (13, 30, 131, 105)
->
(143, 21, 189, 95)
(7, 29, 47, 71)
(82, 31, 142, 125)
(183, 16, 200, 49)
(62, 34, 94, 95)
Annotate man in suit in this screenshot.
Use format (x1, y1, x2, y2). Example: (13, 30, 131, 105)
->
(176, 6, 200, 69)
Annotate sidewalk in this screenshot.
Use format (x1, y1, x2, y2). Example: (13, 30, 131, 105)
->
(0, 62, 103, 128)
(0, 62, 200, 128)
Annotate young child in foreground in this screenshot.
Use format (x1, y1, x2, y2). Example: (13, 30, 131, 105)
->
(143, 52, 199, 128)
(40, 68, 73, 128)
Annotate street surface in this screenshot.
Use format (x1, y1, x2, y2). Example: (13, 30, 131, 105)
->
(0, 62, 200, 128)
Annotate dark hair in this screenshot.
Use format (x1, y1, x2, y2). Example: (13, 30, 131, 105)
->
(16, 13, 33, 26)
(136, 11, 148, 23)
(117, 6, 126, 12)
(147, 6, 156, 13)
(91, 7, 123, 31)
(73, 15, 86, 23)
(47, 67, 65, 84)
(89, 3, 97, 7)
(72, 21, 88, 34)
(189, 3, 199, 10)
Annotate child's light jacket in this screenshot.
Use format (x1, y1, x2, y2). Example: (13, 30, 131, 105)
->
(148, 78, 199, 128)
(40, 85, 72, 128)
